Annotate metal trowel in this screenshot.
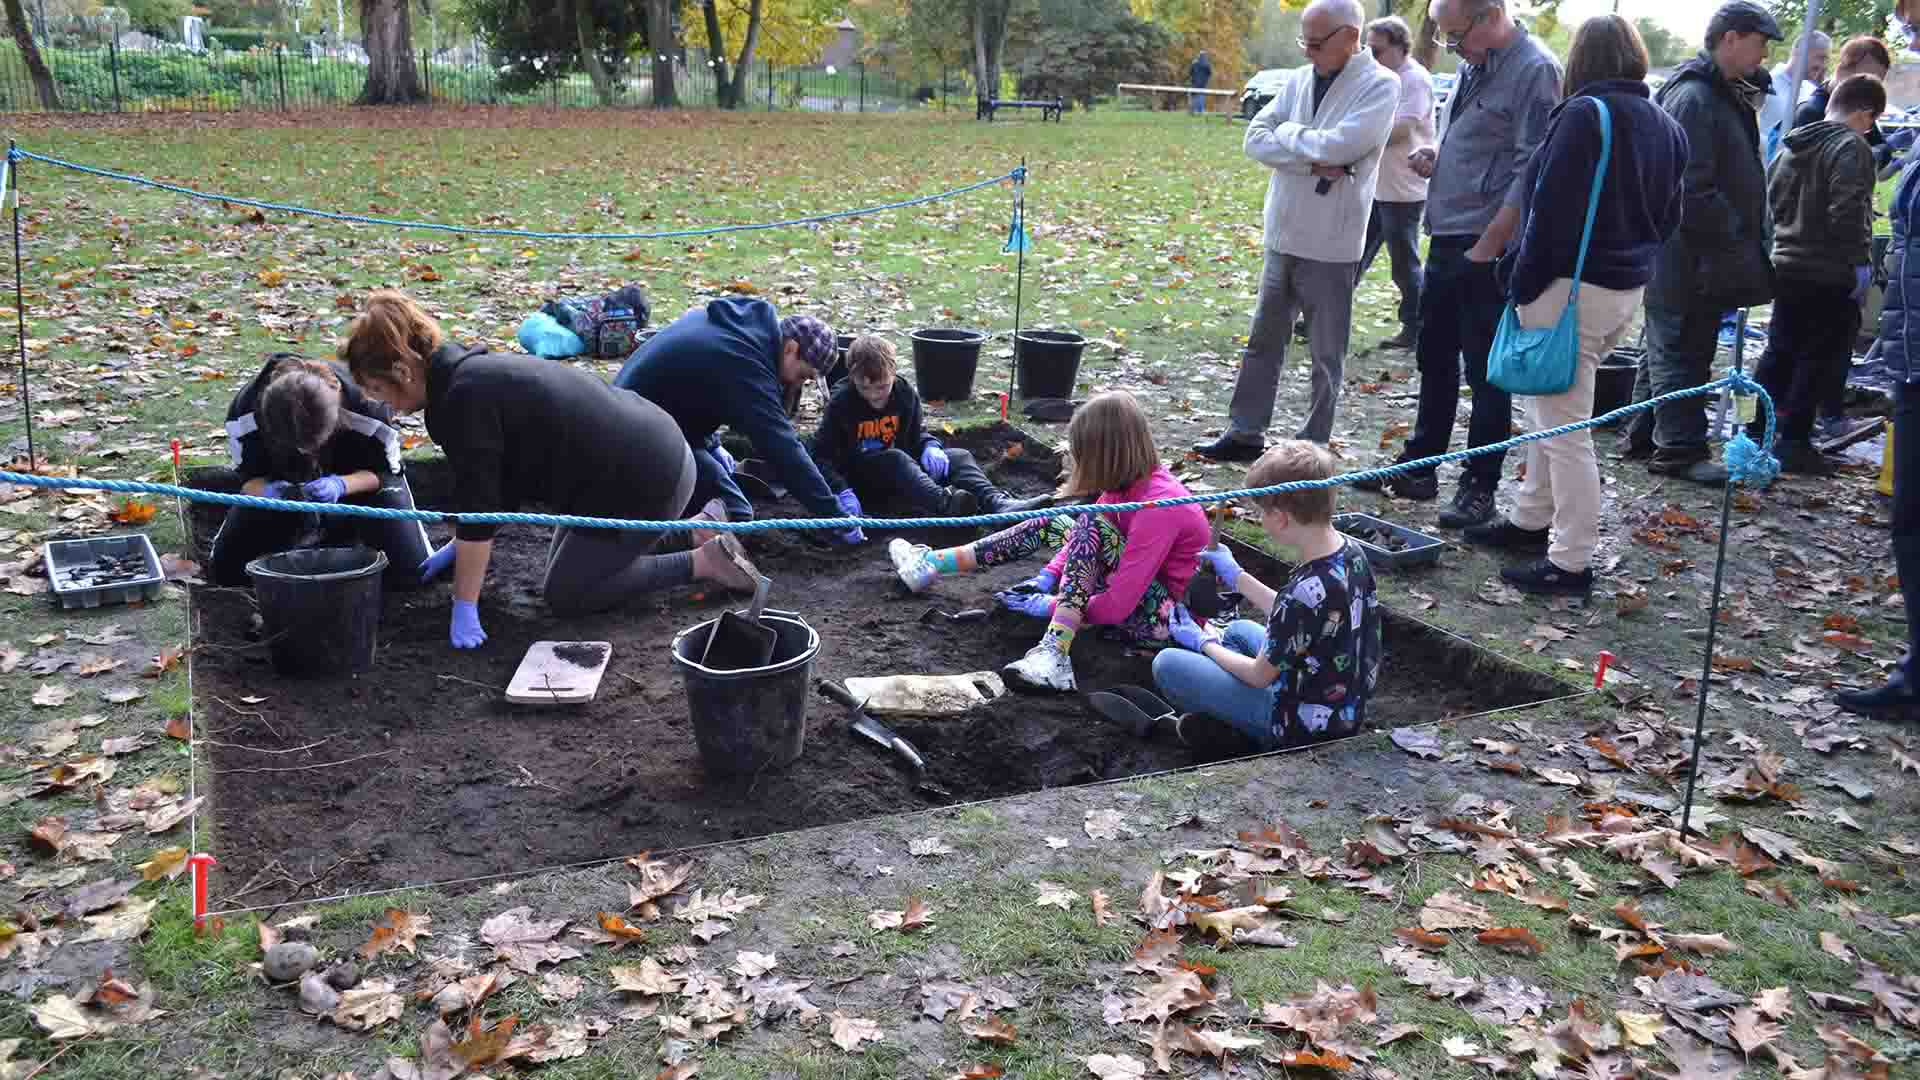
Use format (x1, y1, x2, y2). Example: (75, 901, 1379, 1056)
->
(699, 574, 775, 670)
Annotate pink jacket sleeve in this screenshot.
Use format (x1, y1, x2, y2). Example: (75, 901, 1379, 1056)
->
(1083, 509, 1180, 625)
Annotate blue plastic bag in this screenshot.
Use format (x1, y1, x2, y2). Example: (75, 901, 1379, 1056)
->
(517, 312, 586, 359)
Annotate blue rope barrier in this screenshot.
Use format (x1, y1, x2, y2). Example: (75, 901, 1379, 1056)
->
(8, 147, 1023, 242)
(0, 375, 1777, 534)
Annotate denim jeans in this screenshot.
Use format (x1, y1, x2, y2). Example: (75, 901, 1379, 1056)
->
(1625, 302, 1721, 459)
(1150, 619, 1280, 751)
(1190, 92, 1206, 114)
(1892, 383, 1920, 685)
(690, 444, 754, 522)
(1359, 200, 1424, 329)
(1403, 236, 1509, 487)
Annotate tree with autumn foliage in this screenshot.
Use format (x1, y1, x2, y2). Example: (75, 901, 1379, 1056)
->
(1129, 0, 1258, 95)
(683, 0, 840, 108)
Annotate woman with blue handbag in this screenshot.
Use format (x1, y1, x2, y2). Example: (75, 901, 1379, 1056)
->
(1466, 15, 1689, 597)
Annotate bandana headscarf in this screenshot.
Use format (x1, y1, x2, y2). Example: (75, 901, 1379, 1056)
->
(778, 315, 836, 374)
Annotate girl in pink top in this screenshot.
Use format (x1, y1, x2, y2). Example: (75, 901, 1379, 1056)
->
(888, 391, 1212, 693)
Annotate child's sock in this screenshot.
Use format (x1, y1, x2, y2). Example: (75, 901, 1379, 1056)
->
(1043, 605, 1082, 653)
(930, 545, 976, 575)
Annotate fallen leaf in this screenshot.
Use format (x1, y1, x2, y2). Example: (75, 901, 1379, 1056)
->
(1819, 932, 1852, 962)
(143, 796, 202, 835)
(610, 958, 684, 996)
(1391, 727, 1443, 760)
(1091, 890, 1114, 926)
(1477, 927, 1545, 954)
(332, 977, 406, 1031)
(1442, 1035, 1482, 1059)
(453, 1014, 518, 1067)
(1668, 933, 1737, 956)
(1172, 1024, 1265, 1063)
(77, 898, 156, 943)
(828, 1011, 882, 1052)
(107, 498, 157, 525)
(730, 951, 777, 979)
(1617, 1010, 1667, 1047)
(27, 816, 67, 854)
(1085, 1053, 1148, 1079)
(30, 995, 99, 1040)
(962, 1015, 1017, 1044)
(1752, 987, 1792, 1020)
(1034, 881, 1079, 910)
(31, 684, 72, 708)
(909, 836, 956, 857)
(479, 907, 581, 973)
(1419, 891, 1491, 931)
(1084, 809, 1131, 840)
(144, 646, 184, 678)
(868, 897, 933, 932)
(1728, 1007, 1780, 1056)
(360, 909, 432, 959)
(136, 846, 189, 881)
(1394, 927, 1450, 951)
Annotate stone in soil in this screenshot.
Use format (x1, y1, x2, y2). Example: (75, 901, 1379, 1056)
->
(185, 424, 1565, 907)
(263, 942, 320, 983)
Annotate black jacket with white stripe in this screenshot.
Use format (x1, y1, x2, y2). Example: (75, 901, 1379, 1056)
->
(223, 354, 402, 482)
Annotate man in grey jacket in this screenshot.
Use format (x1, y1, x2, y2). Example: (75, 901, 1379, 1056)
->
(1356, 0, 1559, 531)
(1622, 0, 1782, 485)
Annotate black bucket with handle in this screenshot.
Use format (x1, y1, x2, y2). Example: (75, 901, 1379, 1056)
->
(1015, 329, 1088, 400)
(246, 546, 388, 676)
(910, 328, 987, 402)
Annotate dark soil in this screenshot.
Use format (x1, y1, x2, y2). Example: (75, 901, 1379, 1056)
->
(185, 423, 1570, 906)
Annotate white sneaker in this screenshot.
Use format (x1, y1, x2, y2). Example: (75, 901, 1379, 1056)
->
(888, 538, 939, 593)
(1004, 640, 1076, 693)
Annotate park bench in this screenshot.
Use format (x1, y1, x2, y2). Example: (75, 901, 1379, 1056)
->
(977, 96, 1066, 122)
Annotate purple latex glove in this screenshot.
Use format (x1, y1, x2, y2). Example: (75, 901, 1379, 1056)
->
(711, 443, 736, 475)
(450, 599, 487, 649)
(1854, 265, 1873, 302)
(418, 543, 456, 583)
(995, 587, 1055, 618)
(1005, 568, 1059, 596)
(1169, 603, 1217, 652)
(835, 488, 863, 518)
(920, 444, 950, 482)
(1199, 545, 1241, 590)
(302, 475, 348, 503)
(837, 524, 867, 545)
(260, 480, 295, 500)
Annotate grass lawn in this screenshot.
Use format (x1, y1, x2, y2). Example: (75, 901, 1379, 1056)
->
(0, 106, 1915, 1079)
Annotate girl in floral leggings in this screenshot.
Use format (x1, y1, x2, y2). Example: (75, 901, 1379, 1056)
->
(888, 391, 1213, 693)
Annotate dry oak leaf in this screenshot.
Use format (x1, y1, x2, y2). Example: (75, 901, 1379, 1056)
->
(360, 909, 433, 959)
(539, 972, 584, 1002)
(1442, 1035, 1483, 1059)
(674, 888, 763, 925)
(1617, 1011, 1667, 1047)
(1752, 987, 1792, 1020)
(1420, 890, 1492, 931)
(31, 684, 72, 708)
(31, 995, 103, 1040)
(1728, 1008, 1781, 1057)
(868, 896, 934, 932)
(78, 898, 157, 943)
(479, 906, 581, 973)
(1092, 889, 1114, 927)
(1172, 1024, 1265, 1063)
(730, 951, 777, 979)
(610, 958, 684, 996)
(1654, 1029, 1744, 1079)
(947, 1068, 1003, 1080)
(1084, 808, 1132, 840)
(1034, 881, 1079, 910)
(144, 646, 183, 678)
(1191, 905, 1270, 940)
(962, 1015, 1018, 1044)
(827, 1011, 883, 1052)
(1477, 927, 1545, 954)
(452, 1014, 518, 1069)
(1668, 933, 1737, 957)
(1820, 932, 1854, 962)
(1379, 945, 1476, 1000)
(332, 978, 405, 1031)
(1084, 1053, 1149, 1079)
(136, 846, 188, 882)
(1262, 1047, 1354, 1071)
(1126, 969, 1216, 1023)
(1390, 727, 1444, 759)
(576, 911, 648, 949)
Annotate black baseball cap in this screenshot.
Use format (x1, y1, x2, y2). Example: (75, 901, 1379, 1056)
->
(1709, 0, 1785, 40)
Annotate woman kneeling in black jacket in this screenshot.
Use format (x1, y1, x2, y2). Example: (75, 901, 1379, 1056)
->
(339, 291, 759, 650)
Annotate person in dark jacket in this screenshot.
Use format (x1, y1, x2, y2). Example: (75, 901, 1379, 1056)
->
(1836, 0, 1920, 718)
(1190, 50, 1213, 114)
(1621, 0, 1781, 486)
(1792, 36, 1894, 177)
(210, 353, 433, 588)
(811, 336, 1042, 519)
(1747, 74, 1884, 475)
(614, 298, 862, 545)
(1466, 15, 1688, 597)
(340, 291, 759, 651)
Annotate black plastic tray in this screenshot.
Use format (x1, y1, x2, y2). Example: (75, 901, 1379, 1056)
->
(1334, 512, 1444, 569)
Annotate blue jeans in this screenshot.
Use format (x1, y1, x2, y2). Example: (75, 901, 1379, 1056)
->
(1358, 200, 1424, 330)
(1190, 92, 1206, 114)
(1624, 301, 1722, 459)
(690, 444, 754, 522)
(1150, 620, 1280, 751)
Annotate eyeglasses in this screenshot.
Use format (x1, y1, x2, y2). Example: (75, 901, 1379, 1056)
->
(1443, 10, 1487, 49)
(1297, 25, 1353, 52)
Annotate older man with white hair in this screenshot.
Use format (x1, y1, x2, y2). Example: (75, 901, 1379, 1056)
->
(1194, 0, 1400, 457)
(1760, 30, 1830, 161)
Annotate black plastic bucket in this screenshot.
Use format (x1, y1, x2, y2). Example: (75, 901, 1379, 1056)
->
(245, 546, 388, 676)
(829, 332, 855, 389)
(670, 610, 818, 776)
(1593, 346, 1641, 421)
(1015, 330, 1088, 400)
(910, 328, 986, 402)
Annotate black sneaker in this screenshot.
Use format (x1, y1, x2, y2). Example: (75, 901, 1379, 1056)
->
(1835, 680, 1920, 717)
(1774, 439, 1837, 476)
(1463, 515, 1549, 551)
(1501, 558, 1593, 597)
(1383, 325, 1418, 350)
(1173, 711, 1258, 759)
(1437, 483, 1496, 529)
(942, 488, 979, 517)
(986, 491, 1055, 515)
(1192, 434, 1265, 463)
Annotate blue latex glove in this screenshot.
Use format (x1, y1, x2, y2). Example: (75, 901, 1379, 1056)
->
(302, 475, 348, 503)
(837, 524, 867, 545)
(418, 543, 457, 584)
(921, 444, 950, 482)
(711, 443, 736, 476)
(1199, 545, 1242, 591)
(835, 488, 863, 519)
(1854, 265, 1873, 302)
(1169, 604, 1217, 652)
(995, 588, 1055, 618)
(450, 599, 486, 649)
(260, 480, 295, 500)
(1005, 568, 1059, 595)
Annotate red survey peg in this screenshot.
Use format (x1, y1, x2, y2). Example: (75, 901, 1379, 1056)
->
(188, 852, 217, 931)
(170, 438, 180, 471)
(1594, 650, 1615, 689)
(998, 392, 1009, 421)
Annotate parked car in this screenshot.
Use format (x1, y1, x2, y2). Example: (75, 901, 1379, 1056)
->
(1238, 68, 1289, 118)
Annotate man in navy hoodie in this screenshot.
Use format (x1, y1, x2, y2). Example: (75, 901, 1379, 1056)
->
(615, 298, 863, 543)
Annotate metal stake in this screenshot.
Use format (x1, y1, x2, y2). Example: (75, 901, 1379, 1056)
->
(9, 142, 33, 472)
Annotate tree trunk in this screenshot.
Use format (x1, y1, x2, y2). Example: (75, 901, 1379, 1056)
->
(358, 0, 424, 104)
(1, 0, 57, 110)
(645, 0, 677, 107)
(723, 0, 762, 109)
(972, 0, 1010, 102)
(701, 1, 733, 107)
(573, 0, 613, 106)
(1411, 7, 1440, 72)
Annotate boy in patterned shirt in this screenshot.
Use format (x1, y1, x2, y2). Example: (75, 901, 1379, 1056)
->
(1151, 440, 1381, 754)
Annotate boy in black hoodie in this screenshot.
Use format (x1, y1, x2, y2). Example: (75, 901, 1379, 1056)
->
(1751, 73, 1885, 474)
(810, 337, 1044, 520)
